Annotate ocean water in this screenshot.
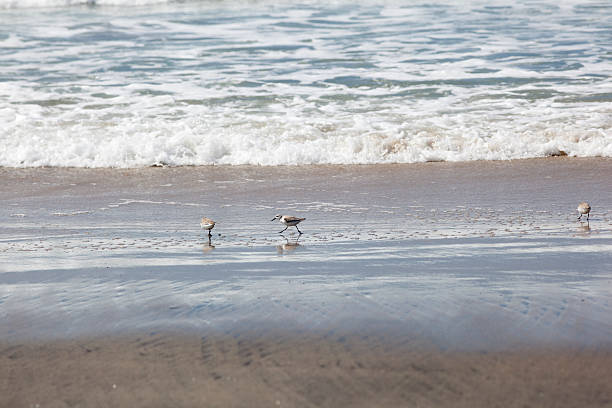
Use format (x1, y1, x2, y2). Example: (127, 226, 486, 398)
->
(0, 0, 611, 167)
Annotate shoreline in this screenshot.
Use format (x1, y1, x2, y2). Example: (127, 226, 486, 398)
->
(0, 154, 608, 169)
(0, 153, 609, 171)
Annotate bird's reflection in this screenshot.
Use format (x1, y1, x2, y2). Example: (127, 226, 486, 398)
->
(277, 235, 302, 254)
(577, 221, 591, 235)
(202, 236, 216, 253)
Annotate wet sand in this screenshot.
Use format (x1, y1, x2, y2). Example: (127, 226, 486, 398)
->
(3, 331, 612, 408)
(1, 158, 612, 406)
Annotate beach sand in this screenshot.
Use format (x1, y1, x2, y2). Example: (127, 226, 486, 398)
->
(3, 331, 612, 408)
(1, 158, 612, 406)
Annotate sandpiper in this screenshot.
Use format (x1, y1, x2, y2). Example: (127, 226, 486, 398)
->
(577, 202, 591, 221)
(200, 217, 216, 237)
(271, 214, 305, 234)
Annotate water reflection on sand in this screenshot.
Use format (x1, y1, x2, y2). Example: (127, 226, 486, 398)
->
(202, 241, 216, 254)
(577, 222, 591, 235)
(277, 235, 302, 255)
(2, 230, 612, 348)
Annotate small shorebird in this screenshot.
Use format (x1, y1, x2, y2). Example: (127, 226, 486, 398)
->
(271, 214, 305, 234)
(577, 202, 591, 221)
(200, 217, 216, 237)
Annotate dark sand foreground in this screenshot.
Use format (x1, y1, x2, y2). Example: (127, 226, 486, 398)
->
(3, 331, 612, 408)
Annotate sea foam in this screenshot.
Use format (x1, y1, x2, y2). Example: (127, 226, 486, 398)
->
(0, 0, 610, 167)
(2, 103, 609, 167)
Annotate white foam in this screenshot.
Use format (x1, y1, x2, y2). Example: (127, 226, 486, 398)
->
(0, 0, 171, 8)
(2, 104, 609, 167)
(0, 0, 611, 167)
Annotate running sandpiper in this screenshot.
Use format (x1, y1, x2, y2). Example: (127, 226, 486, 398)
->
(271, 214, 305, 234)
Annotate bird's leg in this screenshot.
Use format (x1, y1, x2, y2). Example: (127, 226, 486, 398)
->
(296, 225, 303, 234)
(587, 213, 590, 221)
(279, 226, 288, 234)
(578, 214, 582, 220)
(208, 230, 212, 237)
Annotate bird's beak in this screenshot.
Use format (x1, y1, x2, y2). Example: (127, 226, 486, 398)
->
(270, 217, 276, 221)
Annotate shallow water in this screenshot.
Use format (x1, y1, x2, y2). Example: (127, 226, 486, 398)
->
(1, 161, 611, 349)
(1, 0, 611, 166)
(2, 227, 612, 349)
